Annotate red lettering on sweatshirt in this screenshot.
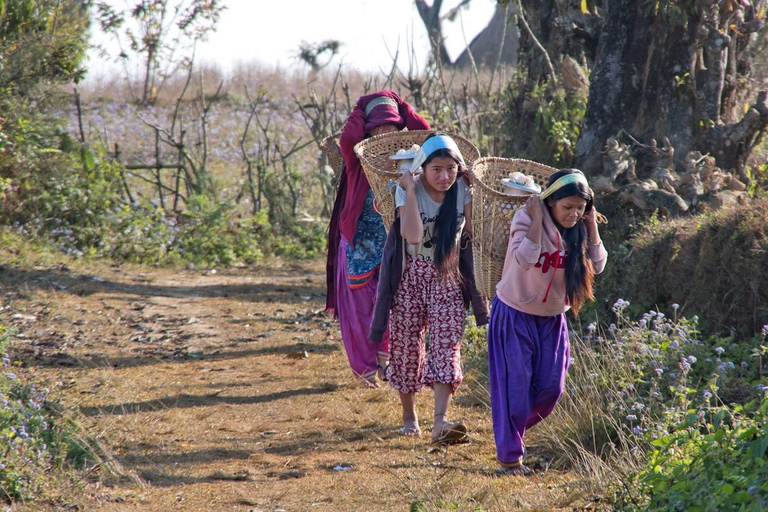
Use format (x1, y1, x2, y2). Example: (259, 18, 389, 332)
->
(534, 250, 567, 274)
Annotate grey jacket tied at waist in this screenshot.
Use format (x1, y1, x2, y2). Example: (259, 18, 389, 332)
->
(368, 216, 489, 342)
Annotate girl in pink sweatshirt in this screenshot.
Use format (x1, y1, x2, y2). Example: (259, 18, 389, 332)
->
(488, 169, 607, 475)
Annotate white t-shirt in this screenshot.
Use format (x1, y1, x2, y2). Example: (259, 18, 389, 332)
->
(395, 177, 472, 262)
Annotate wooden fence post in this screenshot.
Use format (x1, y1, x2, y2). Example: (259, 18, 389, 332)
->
(173, 128, 186, 210)
(74, 87, 86, 144)
(114, 142, 136, 205)
(154, 128, 165, 209)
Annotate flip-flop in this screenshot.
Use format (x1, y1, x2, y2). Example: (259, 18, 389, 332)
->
(431, 421, 468, 444)
(496, 464, 533, 476)
(359, 371, 379, 388)
(399, 425, 421, 437)
(377, 363, 389, 382)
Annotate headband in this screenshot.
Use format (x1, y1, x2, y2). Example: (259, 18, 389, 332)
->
(407, 134, 464, 173)
(365, 96, 398, 117)
(540, 170, 589, 200)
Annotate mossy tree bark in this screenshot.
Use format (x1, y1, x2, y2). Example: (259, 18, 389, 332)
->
(575, 0, 768, 179)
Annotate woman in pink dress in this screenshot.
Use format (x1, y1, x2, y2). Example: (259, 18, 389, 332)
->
(325, 90, 430, 387)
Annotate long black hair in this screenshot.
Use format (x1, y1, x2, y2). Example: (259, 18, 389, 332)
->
(422, 133, 467, 280)
(544, 168, 595, 314)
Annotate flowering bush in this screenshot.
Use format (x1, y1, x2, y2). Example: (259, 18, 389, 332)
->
(529, 299, 768, 510)
(0, 325, 108, 504)
(0, 369, 55, 502)
(606, 309, 768, 510)
(615, 399, 768, 511)
(0, 326, 68, 503)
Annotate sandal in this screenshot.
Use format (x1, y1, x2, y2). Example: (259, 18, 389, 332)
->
(399, 420, 421, 437)
(377, 363, 390, 382)
(398, 425, 422, 437)
(431, 420, 468, 445)
(496, 464, 533, 476)
(357, 368, 380, 388)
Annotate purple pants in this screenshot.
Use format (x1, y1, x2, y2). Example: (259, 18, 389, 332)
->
(336, 238, 390, 382)
(487, 296, 570, 466)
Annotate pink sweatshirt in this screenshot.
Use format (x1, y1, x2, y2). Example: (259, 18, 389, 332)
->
(495, 203, 608, 317)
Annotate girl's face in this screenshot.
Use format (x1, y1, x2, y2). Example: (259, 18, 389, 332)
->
(423, 156, 459, 193)
(549, 195, 588, 229)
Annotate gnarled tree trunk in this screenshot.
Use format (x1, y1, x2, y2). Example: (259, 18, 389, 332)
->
(415, 1, 518, 67)
(575, 0, 768, 181)
(454, 4, 518, 68)
(415, 0, 453, 65)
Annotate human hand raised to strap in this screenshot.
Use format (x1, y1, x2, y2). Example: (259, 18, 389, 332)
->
(525, 195, 543, 223)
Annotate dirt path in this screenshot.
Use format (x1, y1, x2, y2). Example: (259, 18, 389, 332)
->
(3, 259, 595, 511)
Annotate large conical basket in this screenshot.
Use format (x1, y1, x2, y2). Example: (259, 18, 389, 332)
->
(354, 130, 481, 232)
(471, 157, 557, 299)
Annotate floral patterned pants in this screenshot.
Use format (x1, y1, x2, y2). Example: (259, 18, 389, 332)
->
(386, 257, 465, 394)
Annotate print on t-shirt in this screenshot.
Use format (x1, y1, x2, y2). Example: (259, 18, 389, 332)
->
(395, 177, 472, 263)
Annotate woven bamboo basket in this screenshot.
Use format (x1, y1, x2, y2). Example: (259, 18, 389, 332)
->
(354, 130, 481, 231)
(471, 157, 557, 299)
(320, 132, 343, 176)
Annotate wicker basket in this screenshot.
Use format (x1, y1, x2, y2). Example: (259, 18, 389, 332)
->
(471, 157, 557, 299)
(320, 132, 343, 176)
(354, 130, 481, 231)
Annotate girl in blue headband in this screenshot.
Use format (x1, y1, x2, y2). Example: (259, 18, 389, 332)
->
(369, 133, 488, 443)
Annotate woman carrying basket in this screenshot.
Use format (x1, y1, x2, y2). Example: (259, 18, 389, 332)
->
(326, 90, 430, 387)
(488, 169, 607, 475)
(369, 133, 488, 442)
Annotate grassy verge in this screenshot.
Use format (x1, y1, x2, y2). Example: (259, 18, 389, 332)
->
(461, 300, 768, 510)
(0, 324, 130, 506)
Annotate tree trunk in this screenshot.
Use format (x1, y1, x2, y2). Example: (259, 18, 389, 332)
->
(515, 0, 564, 83)
(497, 1, 590, 166)
(454, 5, 518, 68)
(575, 0, 768, 179)
(415, 0, 453, 65)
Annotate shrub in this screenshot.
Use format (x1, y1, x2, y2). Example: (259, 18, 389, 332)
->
(614, 398, 768, 511)
(0, 368, 55, 502)
(501, 77, 586, 167)
(532, 300, 768, 489)
(0, 103, 326, 266)
(0, 0, 90, 98)
(0, 326, 101, 503)
(595, 202, 768, 339)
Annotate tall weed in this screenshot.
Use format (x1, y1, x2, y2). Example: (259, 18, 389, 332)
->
(0, 327, 114, 503)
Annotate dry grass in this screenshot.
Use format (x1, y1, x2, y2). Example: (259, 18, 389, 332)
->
(532, 333, 646, 485)
(596, 200, 768, 338)
(1, 253, 607, 511)
(79, 61, 384, 107)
